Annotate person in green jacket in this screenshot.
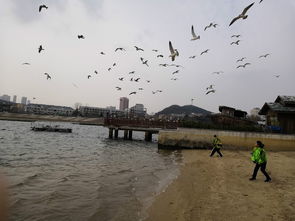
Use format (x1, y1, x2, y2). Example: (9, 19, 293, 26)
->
(210, 135, 223, 157)
(249, 141, 271, 182)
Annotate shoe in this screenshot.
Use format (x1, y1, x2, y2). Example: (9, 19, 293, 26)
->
(249, 178, 256, 181)
(264, 178, 271, 182)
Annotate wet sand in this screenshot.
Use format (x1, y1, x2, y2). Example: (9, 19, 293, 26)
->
(145, 150, 295, 221)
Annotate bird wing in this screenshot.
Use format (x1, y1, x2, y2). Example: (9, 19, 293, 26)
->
(39, 5, 42, 12)
(242, 2, 255, 15)
(169, 41, 174, 54)
(229, 16, 240, 26)
(191, 25, 197, 38)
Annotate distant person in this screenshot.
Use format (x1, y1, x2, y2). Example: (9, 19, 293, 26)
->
(210, 135, 223, 157)
(249, 141, 271, 182)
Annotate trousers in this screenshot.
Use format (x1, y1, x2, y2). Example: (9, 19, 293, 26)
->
(251, 162, 271, 180)
(210, 147, 223, 157)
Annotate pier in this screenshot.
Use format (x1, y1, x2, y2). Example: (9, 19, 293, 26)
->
(104, 118, 178, 141)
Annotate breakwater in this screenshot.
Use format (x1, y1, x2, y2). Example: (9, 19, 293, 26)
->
(158, 128, 295, 151)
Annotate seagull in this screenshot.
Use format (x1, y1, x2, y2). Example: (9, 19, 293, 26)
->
(22, 62, 30, 65)
(134, 78, 140, 82)
(230, 40, 241, 45)
(116, 87, 122, 90)
(206, 89, 215, 95)
(170, 64, 184, 68)
(78, 35, 85, 39)
(138, 88, 143, 90)
(229, 2, 255, 26)
(94, 70, 98, 74)
(87, 75, 91, 79)
(146, 80, 151, 83)
(236, 57, 246, 62)
(119, 77, 124, 81)
(100, 52, 106, 55)
(130, 78, 133, 81)
(142, 60, 149, 67)
(171, 78, 178, 81)
(113, 63, 116, 67)
(134, 46, 144, 51)
(115, 47, 125, 52)
(129, 92, 136, 95)
(231, 34, 241, 38)
(213, 23, 218, 28)
(159, 64, 169, 67)
(169, 41, 179, 61)
(189, 55, 196, 59)
(157, 90, 163, 93)
(152, 49, 158, 52)
(237, 63, 251, 68)
(108, 68, 111, 71)
(152, 91, 157, 94)
(259, 0, 264, 3)
(212, 71, 223, 75)
(39, 5, 48, 12)
(38, 45, 44, 53)
(274, 75, 280, 78)
(200, 49, 209, 55)
(172, 70, 180, 75)
(259, 54, 270, 58)
(204, 23, 213, 31)
(44, 73, 51, 80)
(129, 71, 135, 74)
(191, 25, 200, 40)
(157, 54, 164, 58)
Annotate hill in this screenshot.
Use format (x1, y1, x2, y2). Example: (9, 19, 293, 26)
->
(156, 105, 211, 116)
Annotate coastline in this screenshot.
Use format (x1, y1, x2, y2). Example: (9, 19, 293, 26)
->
(145, 150, 295, 221)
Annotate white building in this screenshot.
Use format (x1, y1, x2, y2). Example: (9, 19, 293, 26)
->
(130, 104, 147, 116)
(119, 97, 129, 111)
(26, 104, 74, 116)
(1, 94, 10, 102)
(21, 97, 27, 105)
(13, 95, 17, 103)
(79, 106, 125, 117)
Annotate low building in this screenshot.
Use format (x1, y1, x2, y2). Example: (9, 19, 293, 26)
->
(79, 106, 125, 118)
(219, 106, 247, 119)
(259, 95, 295, 134)
(26, 103, 74, 116)
(0, 99, 12, 112)
(129, 104, 147, 117)
(1, 95, 11, 102)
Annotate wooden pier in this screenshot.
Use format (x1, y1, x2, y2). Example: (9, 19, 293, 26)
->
(104, 118, 179, 141)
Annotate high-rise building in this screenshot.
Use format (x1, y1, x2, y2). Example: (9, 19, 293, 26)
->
(1, 94, 10, 102)
(119, 97, 129, 111)
(21, 97, 27, 105)
(13, 95, 17, 103)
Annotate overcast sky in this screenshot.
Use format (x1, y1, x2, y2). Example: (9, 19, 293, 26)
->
(0, 0, 294, 114)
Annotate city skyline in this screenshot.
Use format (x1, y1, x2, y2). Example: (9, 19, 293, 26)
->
(1, 0, 295, 114)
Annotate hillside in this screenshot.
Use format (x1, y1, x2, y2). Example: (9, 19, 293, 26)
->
(156, 105, 211, 116)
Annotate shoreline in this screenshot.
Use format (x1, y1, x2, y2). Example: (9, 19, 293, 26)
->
(145, 150, 295, 221)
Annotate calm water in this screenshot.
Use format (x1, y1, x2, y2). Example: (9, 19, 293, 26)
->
(0, 120, 182, 221)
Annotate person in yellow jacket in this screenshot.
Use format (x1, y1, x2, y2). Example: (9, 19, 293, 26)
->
(210, 135, 223, 157)
(249, 141, 271, 182)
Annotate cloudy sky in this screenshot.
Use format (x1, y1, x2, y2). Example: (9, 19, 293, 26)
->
(0, 0, 294, 113)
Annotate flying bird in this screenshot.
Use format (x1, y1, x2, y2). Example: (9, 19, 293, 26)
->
(229, 2, 255, 26)
(206, 89, 215, 95)
(191, 25, 200, 40)
(237, 63, 251, 68)
(172, 70, 180, 75)
(189, 55, 196, 59)
(94, 70, 98, 74)
(213, 23, 218, 28)
(108, 68, 111, 71)
(134, 46, 144, 51)
(116, 87, 122, 90)
(146, 80, 151, 83)
(274, 75, 280, 78)
(113, 63, 116, 67)
(129, 71, 135, 74)
(87, 75, 91, 79)
(138, 88, 143, 90)
(100, 52, 106, 55)
(39, 5, 48, 12)
(152, 49, 158, 52)
(170, 64, 184, 68)
(231, 34, 241, 38)
(119, 77, 124, 81)
(206, 85, 215, 90)
(22, 63, 30, 65)
(212, 71, 223, 75)
(259, 54, 270, 58)
(259, 0, 264, 3)
(115, 47, 125, 52)
(44, 73, 51, 80)
(230, 40, 241, 45)
(38, 45, 44, 53)
(78, 35, 85, 39)
(159, 64, 169, 67)
(200, 49, 209, 55)
(142, 60, 149, 67)
(204, 23, 213, 31)
(134, 78, 140, 82)
(157, 54, 164, 58)
(171, 78, 178, 81)
(169, 41, 179, 61)
(129, 92, 136, 95)
(236, 57, 246, 62)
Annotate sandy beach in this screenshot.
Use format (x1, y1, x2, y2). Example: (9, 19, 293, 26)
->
(145, 150, 295, 221)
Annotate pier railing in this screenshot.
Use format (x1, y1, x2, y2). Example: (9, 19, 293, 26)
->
(104, 118, 179, 129)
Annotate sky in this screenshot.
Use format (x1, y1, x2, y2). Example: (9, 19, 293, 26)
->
(0, 0, 294, 114)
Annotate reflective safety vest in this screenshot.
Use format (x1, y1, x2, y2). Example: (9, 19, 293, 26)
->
(213, 137, 222, 149)
(251, 147, 267, 164)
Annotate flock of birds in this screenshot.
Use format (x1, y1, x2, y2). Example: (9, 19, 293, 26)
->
(22, 1, 279, 101)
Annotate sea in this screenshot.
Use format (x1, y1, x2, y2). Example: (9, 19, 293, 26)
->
(0, 120, 182, 221)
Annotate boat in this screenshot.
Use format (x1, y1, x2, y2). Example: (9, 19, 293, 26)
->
(31, 121, 72, 133)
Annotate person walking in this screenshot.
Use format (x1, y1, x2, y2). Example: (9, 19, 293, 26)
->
(249, 141, 271, 182)
(210, 135, 223, 157)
